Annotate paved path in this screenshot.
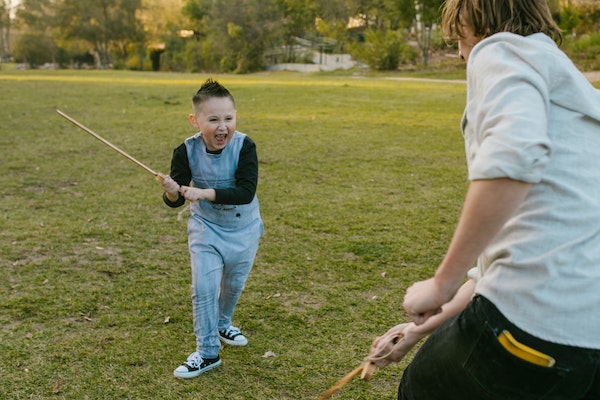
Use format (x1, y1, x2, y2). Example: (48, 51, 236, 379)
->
(386, 71, 600, 84)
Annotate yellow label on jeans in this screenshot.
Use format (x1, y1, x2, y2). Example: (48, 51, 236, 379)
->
(497, 330, 556, 367)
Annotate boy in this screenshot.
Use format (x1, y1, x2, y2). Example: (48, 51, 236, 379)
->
(158, 79, 263, 379)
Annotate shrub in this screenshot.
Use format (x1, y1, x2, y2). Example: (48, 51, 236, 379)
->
(350, 28, 416, 70)
(563, 32, 600, 71)
(13, 33, 57, 68)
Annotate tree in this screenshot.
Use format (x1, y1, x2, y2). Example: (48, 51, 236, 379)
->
(0, 0, 13, 62)
(184, 0, 283, 73)
(15, 0, 55, 31)
(349, 0, 405, 30)
(135, 0, 185, 71)
(413, 0, 444, 66)
(55, 0, 144, 68)
(13, 32, 58, 67)
(350, 27, 416, 70)
(275, 0, 318, 62)
(9, 0, 598, 72)
(181, 0, 217, 71)
(141, 0, 186, 41)
(12, 0, 60, 66)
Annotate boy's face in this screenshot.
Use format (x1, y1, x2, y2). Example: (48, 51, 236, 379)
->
(189, 96, 236, 152)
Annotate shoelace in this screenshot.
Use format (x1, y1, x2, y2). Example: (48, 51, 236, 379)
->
(225, 327, 241, 337)
(186, 354, 202, 368)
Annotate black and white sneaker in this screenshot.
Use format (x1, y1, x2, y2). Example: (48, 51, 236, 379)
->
(173, 352, 221, 379)
(218, 326, 248, 346)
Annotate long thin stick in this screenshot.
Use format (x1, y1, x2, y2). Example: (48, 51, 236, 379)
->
(56, 109, 159, 176)
(317, 364, 364, 400)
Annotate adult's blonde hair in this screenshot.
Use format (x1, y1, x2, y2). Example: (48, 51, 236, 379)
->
(441, 0, 562, 44)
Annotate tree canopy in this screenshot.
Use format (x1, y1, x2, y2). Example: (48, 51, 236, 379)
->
(6, 0, 600, 72)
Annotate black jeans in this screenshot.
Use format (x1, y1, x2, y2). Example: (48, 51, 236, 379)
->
(398, 295, 600, 400)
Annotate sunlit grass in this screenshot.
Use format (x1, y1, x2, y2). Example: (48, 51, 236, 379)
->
(1, 69, 467, 399)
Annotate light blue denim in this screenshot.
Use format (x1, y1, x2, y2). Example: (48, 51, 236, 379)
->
(187, 209, 263, 358)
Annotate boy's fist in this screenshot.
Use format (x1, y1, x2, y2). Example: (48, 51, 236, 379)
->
(157, 173, 180, 197)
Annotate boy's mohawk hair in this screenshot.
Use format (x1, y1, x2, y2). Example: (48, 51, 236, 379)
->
(192, 78, 235, 107)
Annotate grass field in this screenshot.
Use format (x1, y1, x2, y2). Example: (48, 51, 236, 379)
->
(0, 67, 513, 399)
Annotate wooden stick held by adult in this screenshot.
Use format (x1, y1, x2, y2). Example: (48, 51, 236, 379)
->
(317, 364, 364, 400)
(317, 331, 405, 399)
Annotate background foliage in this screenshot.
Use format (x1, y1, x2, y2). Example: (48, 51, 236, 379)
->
(1, 0, 599, 72)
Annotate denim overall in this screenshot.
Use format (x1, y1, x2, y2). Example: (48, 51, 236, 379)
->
(185, 131, 263, 358)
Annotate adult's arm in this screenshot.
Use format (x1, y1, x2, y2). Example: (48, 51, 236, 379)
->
(369, 278, 477, 370)
(403, 178, 531, 325)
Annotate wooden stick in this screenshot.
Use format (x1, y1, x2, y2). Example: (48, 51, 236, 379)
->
(318, 332, 405, 398)
(317, 364, 364, 400)
(56, 109, 159, 176)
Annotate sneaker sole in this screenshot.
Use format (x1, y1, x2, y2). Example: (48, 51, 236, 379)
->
(219, 336, 248, 346)
(173, 358, 222, 379)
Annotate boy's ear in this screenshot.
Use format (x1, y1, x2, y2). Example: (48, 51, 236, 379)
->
(188, 114, 198, 128)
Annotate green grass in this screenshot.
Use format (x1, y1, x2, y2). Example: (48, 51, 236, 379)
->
(0, 69, 468, 399)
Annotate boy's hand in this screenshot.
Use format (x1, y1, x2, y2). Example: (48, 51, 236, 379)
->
(179, 186, 216, 202)
(179, 186, 201, 202)
(156, 173, 180, 198)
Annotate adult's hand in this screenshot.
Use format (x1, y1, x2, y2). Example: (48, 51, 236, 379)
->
(367, 323, 425, 369)
(402, 278, 447, 325)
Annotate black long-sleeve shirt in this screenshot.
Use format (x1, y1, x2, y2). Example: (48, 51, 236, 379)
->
(163, 136, 258, 208)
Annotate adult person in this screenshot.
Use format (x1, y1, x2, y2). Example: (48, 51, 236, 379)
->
(372, 0, 600, 398)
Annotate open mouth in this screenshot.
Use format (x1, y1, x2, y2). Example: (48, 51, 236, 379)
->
(215, 133, 227, 142)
